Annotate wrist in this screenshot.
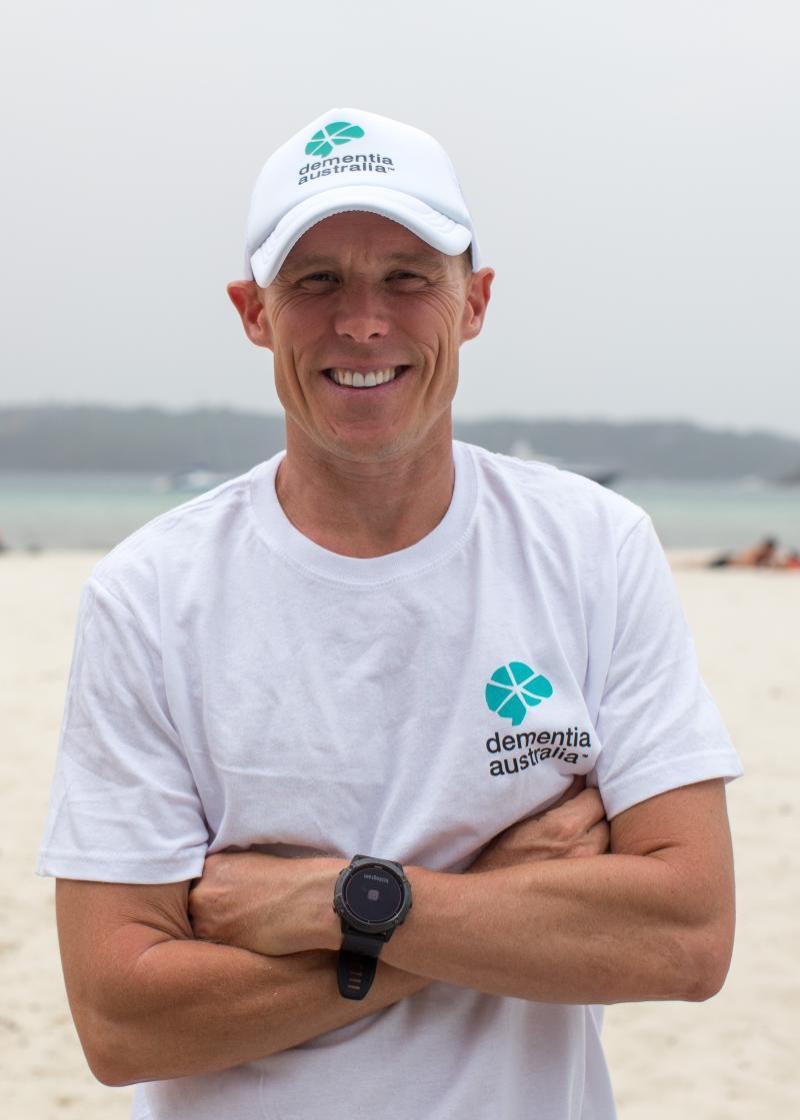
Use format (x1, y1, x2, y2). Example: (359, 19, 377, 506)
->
(303, 857, 344, 952)
(332, 854, 414, 1000)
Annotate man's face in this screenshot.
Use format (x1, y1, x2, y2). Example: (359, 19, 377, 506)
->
(233, 211, 492, 466)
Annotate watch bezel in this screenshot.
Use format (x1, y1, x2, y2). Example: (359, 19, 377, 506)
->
(333, 854, 413, 935)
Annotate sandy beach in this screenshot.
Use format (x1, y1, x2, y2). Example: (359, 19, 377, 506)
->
(1, 549, 797, 1118)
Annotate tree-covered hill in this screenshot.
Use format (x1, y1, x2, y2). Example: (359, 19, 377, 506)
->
(2, 404, 800, 481)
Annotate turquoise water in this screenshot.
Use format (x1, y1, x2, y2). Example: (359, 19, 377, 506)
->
(0, 470, 798, 552)
(613, 479, 799, 551)
(0, 472, 188, 551)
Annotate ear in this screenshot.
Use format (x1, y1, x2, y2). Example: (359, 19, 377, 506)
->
(460, 267, 494, 343)
(226, 280, 274, 350)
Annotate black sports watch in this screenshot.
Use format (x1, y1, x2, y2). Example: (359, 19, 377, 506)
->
(332, 854, 413, 1000)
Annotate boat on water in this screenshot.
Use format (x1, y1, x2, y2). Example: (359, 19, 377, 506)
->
(153, 468, 232, 495)
(777, 466, 800, 486)
(508, 440, 620, 487)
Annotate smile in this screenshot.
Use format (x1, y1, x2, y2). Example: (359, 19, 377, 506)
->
(324, 367, 408, 389)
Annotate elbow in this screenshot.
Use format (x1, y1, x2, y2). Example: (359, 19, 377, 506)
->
(88, 1032, 156, 1087)
(82, 1048, 132, 1088)
(91, 1052, 157, 1089)
(83, 1031, 142, 1088)
(73, 1005, 151, 1087)
(677, 923, 734, 1003)
(683, 956, 731, 1003)
(91, 1061, 135, 1089)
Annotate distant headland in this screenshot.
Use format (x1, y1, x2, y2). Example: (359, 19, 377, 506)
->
(1, 404, 799, 483)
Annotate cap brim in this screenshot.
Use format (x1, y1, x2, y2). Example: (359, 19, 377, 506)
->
(248, 186, 473, 287)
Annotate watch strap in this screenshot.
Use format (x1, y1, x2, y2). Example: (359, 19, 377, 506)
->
(337, 930, 388, 1000)
(342, 929, 388, 956)
(337, 949, 378, 1000)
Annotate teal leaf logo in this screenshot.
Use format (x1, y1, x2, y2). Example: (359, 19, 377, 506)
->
(305, 121, 365, 158)
(485, 662, 553, 726)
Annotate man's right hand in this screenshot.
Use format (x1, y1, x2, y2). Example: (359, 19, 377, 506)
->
(467, 777, 610, 873)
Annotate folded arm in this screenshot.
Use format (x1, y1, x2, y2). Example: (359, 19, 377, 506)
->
(56, 877, 431, 1087)
(380, 779, 735, 1003)
(55, 777, 603, 1086)
(195, 779, 734, 1005)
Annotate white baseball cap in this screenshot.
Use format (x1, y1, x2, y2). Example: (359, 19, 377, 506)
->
(244, 107, 480, 287)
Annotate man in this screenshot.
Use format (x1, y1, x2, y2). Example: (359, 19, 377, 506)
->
(39, 108, 742, 1119)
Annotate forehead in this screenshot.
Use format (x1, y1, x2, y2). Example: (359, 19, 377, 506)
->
(281, 210, 449, 271)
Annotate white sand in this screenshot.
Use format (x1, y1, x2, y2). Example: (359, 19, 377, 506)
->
(1, 550, 797, 1118)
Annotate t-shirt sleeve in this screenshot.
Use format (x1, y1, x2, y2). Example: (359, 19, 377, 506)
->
(36, 576, 209, 882)
(592, 515, 743, 819)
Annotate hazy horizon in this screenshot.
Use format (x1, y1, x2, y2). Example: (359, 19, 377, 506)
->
(3, 2, 799, 435)
(3, 399, 800, 446)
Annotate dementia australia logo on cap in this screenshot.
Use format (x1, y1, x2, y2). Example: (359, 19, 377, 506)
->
(297, 119, 396, 185)
(485, 662, 553, 726)
(305, 121, 365, 157)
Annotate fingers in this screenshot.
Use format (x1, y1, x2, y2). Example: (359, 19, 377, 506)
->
(552, 819, 610, 860)
(553, 787, 607, 830)
(569, 818, 611, 858)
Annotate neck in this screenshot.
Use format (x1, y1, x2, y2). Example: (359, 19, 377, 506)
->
(275, 422, 456, 558)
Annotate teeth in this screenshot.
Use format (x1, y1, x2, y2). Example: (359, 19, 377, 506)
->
(330, 367, 399, 388)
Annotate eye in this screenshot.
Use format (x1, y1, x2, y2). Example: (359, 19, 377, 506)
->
(299, 272, 339, 290)
(387, 271, 427, 290)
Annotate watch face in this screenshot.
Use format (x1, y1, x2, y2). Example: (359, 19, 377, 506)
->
(344, 866, 403, 924)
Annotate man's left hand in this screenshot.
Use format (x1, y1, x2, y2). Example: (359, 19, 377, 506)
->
(188, 851, 341, 956)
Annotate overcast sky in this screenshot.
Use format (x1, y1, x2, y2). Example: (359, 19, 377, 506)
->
(3, 1, 798, 436)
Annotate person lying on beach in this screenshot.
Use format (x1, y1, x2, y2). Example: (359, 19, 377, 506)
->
(709, 536, 778, 567)
(708, 538, 800, 569)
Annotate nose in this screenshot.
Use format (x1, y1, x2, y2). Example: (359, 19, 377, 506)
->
(333, 284, 390, 343)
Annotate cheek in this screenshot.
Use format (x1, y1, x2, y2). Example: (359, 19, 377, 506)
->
(270, 306, 322, 376)
(267, 296, 319, 344)
(407, 292, 466, 361)
(269, 304, 299, 353)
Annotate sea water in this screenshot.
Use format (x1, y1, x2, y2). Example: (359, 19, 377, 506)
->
(0, 471, 797, 553)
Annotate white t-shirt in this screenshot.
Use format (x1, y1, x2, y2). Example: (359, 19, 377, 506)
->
(38, 440, 742, 1120)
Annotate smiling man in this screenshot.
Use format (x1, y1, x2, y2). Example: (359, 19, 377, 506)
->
(227, 207, 491, 559)
(39, 108, 742, 1120)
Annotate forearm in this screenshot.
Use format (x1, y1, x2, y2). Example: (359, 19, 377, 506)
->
(83, 937, 431, 1085)
(380, 853, 732, 1004)
(185, 783, 733, 1011)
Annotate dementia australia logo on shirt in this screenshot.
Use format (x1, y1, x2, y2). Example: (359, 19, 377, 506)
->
(485, 662, 553, 725)
(297, 121, 396, 184)
(483, 661, 592, 778)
